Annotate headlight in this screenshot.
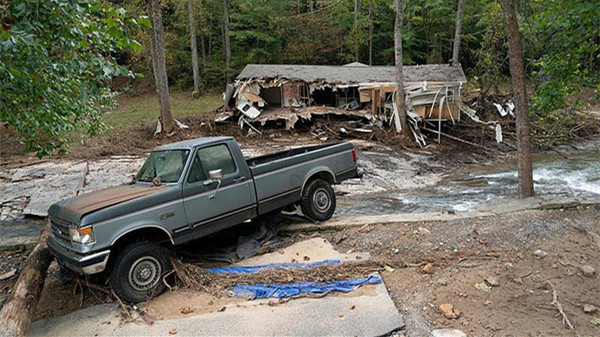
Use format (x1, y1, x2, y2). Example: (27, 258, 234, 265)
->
(69, 226, 95, 244)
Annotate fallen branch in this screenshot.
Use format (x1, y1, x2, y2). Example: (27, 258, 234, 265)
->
(0, 219, 52, 337)
(545, 281, 580, 337)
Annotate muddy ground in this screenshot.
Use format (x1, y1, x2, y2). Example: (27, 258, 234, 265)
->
(320, 207, 600, 337)
(3, 207, 595, 337)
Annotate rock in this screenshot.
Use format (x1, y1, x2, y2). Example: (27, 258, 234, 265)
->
(439, 303, 461, 319)
(421, 263, 434, 274)
(534, 249, 548, 258)
(583, 304, 597, 314)
(503, 262, 514, 270)
(436, 278, 448, 286)
(418, 227, 431, 235)
(431, 329, 467, 337)
(580, 265, 596, 277)
(169, 328, 177, 335)
(485, 276, 499, 287)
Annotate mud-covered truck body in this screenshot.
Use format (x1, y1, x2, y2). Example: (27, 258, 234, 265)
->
(47, 136, 360, 302)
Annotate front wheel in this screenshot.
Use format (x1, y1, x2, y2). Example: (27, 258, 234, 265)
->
(109, 242, 171, 303)
(300, 179, 336, 221)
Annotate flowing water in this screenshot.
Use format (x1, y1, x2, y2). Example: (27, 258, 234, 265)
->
(338, 151, 600, 216)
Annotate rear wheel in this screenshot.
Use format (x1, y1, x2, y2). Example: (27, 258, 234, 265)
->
(300, 179, 336, 221)
(109, 242, 171, 303)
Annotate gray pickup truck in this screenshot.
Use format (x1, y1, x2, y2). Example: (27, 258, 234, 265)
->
(47, 136, 360, 302)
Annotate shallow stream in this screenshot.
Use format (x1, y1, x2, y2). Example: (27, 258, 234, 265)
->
(337, 151, 600, 215)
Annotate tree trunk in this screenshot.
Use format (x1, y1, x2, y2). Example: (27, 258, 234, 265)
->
(368, 0, 373, 65)
(452, 0, 466, 67)
(188, 0, 201, 95)
(200, 32, 207, 67)
(0, 220, 52, 337)
(500, 0, 534, 198)
(309, 0, 314, 12)
(222, 0, 231, 83)
(354, 0, 361, 62)
(394, 0, 409, 135)
(150, 0, 174, 134)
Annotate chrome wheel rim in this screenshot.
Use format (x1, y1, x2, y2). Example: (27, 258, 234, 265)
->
(313, 188, 331, 213)
(128, 256, 161, 292)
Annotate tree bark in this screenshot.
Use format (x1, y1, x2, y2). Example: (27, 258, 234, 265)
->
(0, 220, 52, 337)
(452, 0, 466, 67)
(222, 0, 231, 83)
(354, 0, 361, 62)
(188, 0, 201, 95)
(368, 0, 373, 65)
(149, 0, 174, 134)
(500, 0, 534, 197)
(394, 0, 409, 135)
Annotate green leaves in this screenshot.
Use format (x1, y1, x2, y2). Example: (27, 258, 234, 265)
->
(0, 0, 142, 157)
(527, 0, 600, 113)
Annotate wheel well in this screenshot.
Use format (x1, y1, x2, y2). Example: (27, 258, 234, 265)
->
(108, 227, 173, 268)
(303, 171, 335, 194)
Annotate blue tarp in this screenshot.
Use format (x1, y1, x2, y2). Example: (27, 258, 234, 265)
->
(232, 275, 382, 299)
(207, 259, 341, 274)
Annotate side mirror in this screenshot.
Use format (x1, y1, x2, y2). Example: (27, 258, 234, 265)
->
(209, 169, 223, 180)
(206, 169, 223, 199)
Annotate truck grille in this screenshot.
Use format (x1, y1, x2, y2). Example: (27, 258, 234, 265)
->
(50, 217, 72, 243)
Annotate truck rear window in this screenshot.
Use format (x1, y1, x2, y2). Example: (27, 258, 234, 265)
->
(136, 150, 190, 183)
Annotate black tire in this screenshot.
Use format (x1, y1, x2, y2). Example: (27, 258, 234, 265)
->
(300, 179, 336, 221)
(109, 242, 171, 303)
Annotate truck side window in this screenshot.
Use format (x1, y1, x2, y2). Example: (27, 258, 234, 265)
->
(187, 154, 208, 183)
(197, 144, 237, 176)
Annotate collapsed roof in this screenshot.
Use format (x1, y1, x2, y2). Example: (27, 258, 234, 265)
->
(237, 63, 467, 85)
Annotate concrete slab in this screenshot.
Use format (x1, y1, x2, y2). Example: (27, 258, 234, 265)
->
(30, 238, 403, 336)
(30, 282, 402, 337)
(237, 237, 369, 266)
(23, 162, 88, 217)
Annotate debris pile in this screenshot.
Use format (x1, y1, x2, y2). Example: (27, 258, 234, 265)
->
(171, 258, 383, 296)
(217, 63, 468, 144)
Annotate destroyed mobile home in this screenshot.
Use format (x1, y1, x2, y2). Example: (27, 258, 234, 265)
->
(219, 62, 472, 145)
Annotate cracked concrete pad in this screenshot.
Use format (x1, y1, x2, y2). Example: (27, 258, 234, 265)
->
(23, 162, 88, 217)
(80, 157, 145, 194)
(31, 283, 403, 337)
(30, 238, 403, 336)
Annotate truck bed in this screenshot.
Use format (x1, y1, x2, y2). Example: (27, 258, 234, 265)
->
(246, 143, 341, 167)
(246, 142, 357, 215)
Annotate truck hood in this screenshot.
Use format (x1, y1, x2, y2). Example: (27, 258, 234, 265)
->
(48, 184, 168, 225)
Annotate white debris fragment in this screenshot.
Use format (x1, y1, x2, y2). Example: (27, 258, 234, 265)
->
(174, 119, 189, 129)
(154, 119, 162, 136)
(495, 124, 503, 143)
(493, 103, 508, 117)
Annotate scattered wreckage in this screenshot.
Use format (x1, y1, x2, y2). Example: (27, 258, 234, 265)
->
(216, 62, 501, 146)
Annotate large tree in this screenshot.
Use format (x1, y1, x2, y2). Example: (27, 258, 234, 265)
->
(452, 0, 466, 66)
(222, 0, 231, 83)
(188, 0, 201, 95)
(394, 0, 408, 135)
(149, 0, 174, 134)
(0, 0, 142, 157)
(500, 0, 534, 197)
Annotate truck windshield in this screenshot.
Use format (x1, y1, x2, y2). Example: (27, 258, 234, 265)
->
(136, 150, 190, 183)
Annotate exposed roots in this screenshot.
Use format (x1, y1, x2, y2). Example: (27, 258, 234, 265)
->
(545, 281, 580, 337)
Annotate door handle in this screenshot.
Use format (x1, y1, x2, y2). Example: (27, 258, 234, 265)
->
(233, 176, 246, 183)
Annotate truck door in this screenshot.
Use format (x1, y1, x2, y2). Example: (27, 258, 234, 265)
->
(181, 143, 256, 240)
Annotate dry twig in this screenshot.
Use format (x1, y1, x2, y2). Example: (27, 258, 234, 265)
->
(545, 281, 580, 337)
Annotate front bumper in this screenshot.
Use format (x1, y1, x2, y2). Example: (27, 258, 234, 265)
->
(47, 235, 110, 275)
